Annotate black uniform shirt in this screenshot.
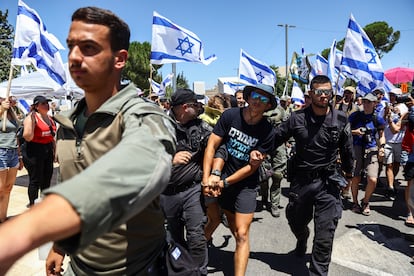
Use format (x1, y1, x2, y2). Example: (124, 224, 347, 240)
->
(274, 106, 353, 174)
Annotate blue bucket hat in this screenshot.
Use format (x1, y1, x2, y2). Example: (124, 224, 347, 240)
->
(243, 83, 277, 111)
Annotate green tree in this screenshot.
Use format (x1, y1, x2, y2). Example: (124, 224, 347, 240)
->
(270, 65, 286, 97)
(364, 21, 400, 58)
(122, 41, 163, 91)
(0, 9, 15, 82)
(176, 71, 189, 89)
(321, 21, 399, 59)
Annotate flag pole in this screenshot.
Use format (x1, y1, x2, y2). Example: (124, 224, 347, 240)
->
(149, 63, 153, 95)
(2, 64, 15, 131)
(172, 63, 176, 92)
(333, 72, 341, 106)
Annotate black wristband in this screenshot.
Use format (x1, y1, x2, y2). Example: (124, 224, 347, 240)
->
(211, 169, 221, 177)
(223, 178, 229, 188)
(345, 173, 353, 179)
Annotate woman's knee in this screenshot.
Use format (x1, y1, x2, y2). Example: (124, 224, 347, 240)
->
(234, 227, 249, 244)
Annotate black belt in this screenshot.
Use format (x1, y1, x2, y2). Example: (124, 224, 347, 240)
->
(163, 181, 199, 195)
(301, 167, 336, 180)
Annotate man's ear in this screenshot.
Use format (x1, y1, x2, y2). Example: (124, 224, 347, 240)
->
(114, 49, 128, 69)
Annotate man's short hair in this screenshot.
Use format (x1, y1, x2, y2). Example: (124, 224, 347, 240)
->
(72, 7, 130, 52)
(310, 75, 331, 90)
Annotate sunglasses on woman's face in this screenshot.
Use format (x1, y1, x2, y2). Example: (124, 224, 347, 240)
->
(250, 91, 270, 104)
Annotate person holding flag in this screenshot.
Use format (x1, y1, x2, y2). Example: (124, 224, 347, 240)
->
(0, 97, 24, 223)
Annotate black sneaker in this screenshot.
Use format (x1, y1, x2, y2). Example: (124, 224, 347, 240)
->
(385, 188, 397, 201)
(294, 239, 307, 257)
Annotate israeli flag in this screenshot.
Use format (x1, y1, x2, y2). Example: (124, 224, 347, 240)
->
(18, 98, 30, 114)
(149, 78, 161, 94)
(11, 0, 66, 90)
(334, 49, 343, 70)
(238, 49, 276, 86)
(223, 81, 245, 95)
(151, 11, 217, 65)
(160, 73, 174, 95)
(311, 54, 328, 78)
(327, 39, 337, 84)
(291, 81, 304, 105)
(310, 53, 346, 96)
(149, 73, 174, 97)
(341, 14, 385, 95)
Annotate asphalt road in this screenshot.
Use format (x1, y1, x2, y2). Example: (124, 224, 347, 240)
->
(13, 167, 414, 275)
(207, 172, 414, 276)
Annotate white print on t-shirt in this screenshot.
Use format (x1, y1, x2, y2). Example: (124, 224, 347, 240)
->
(227, 127, 259, 162)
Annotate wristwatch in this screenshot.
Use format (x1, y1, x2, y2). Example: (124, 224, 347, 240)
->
(211, 169, 221, 177)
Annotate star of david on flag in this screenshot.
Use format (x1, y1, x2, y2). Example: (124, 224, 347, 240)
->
(150, 11, 217, 65)
(238, 49, 276, 86)
(12, 0, 66, 91)
(341, 14, 385, 95)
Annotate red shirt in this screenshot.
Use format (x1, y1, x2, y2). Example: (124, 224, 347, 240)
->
(31, 113, 56, 144)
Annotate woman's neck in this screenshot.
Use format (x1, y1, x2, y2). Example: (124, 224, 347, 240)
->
(243, 107, 263, 125)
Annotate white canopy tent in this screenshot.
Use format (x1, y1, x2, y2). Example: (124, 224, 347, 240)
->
(0, 64, 84, 101)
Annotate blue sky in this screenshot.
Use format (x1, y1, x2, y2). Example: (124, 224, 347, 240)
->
(1, 0, 413, 89)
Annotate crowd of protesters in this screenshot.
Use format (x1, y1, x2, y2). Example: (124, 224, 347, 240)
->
(0, 76, 412, 276)
(147, 80, 414, 275)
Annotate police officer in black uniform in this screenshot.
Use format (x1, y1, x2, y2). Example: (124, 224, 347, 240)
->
(274, 75, 354, 276)
(160, 89, 212, 276)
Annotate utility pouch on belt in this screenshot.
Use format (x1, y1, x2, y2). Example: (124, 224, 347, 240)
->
(327, 171, 348, 188)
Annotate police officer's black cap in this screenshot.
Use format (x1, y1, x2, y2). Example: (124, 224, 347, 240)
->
(171, 89, 197, 106)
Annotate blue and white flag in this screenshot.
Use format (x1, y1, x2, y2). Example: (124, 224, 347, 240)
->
(334, 49, 343, 70)
(341, 14, 385, 95)
(18, 98, 31, 114)
(311, 54, 328, 78)
(238, 49, 276, 87)
(327, 39, 337, 84)
(151, 11, 217, 65)
(12, 0, 66, 90)
(160, 73, 174, 93)
(149, 73, 174, 97)
(149, 78, 161, 94)
(291, 81, 304, 105)
(223, 81, 245, 95)
(310, 52, 346, 96)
